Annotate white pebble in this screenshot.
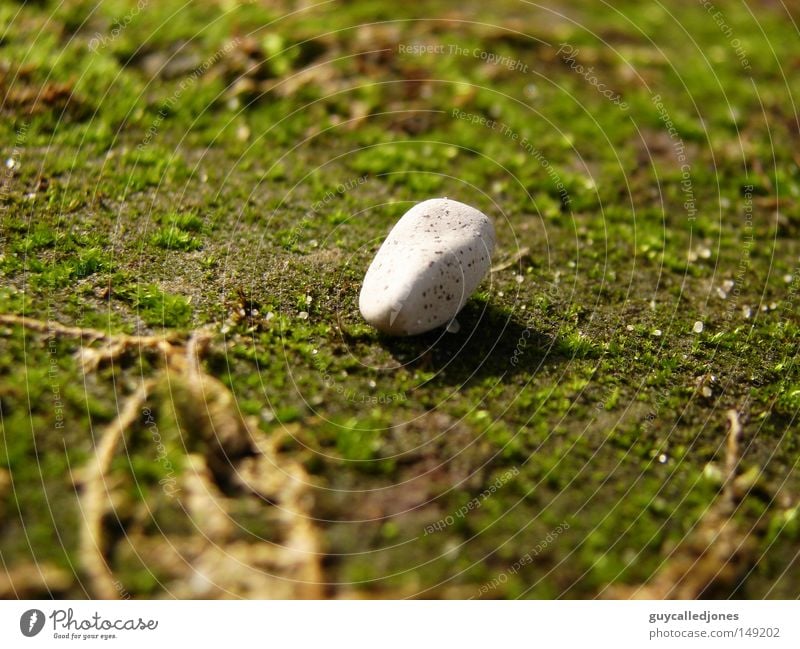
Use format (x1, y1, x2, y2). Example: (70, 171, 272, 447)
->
(359, 198, 495, 336)
(692, 321, 704, 333)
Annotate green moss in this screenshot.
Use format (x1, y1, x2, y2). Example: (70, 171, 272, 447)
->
(151, 225, 202, 251)
(125, 283, 193, 328)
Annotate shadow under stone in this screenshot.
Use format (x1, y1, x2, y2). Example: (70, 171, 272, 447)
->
(378, 299, 567, 388)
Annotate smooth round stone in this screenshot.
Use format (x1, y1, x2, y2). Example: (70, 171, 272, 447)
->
(359, 198, 495, 336)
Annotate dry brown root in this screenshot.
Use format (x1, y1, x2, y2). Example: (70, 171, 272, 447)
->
(1, 314, 323, 599)
(180, 331, 255, 468)
(79, 379, 156, 600)
(0, 562, 73, 598)
(233, 436, 324, 596)
(160, 452, 323, 599)
(722, 408, 743, 511)
(608, 409, 756, 599)
(0, 313, 181, 371)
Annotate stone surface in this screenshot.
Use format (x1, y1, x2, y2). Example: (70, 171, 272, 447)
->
(359, 198, 495, 336)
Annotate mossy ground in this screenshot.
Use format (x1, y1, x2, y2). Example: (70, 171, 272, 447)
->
(1, 0, 799, 598)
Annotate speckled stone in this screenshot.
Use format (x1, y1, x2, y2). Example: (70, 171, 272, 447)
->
(359, 198, 495, 336)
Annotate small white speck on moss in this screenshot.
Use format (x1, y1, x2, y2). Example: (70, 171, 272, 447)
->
(236, 123, 250, 141)
(298, 311, 309, 320)
(693, 321, 704, 333)
(703, 463, 723, 483)
(652, 329, 662, 337)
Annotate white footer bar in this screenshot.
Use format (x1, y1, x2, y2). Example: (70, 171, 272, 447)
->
(1, 600, 797, 647)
